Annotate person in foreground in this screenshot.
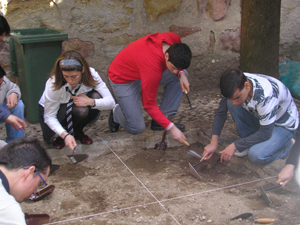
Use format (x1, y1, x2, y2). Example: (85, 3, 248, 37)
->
(276, 126, 300, 187)
(0, 137, 52, 225)
(39, 51, 115, 150)
(108, 32, 192, 144)
(202, 68, 299, 165)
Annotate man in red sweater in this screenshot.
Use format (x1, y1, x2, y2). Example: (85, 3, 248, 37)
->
(108, 32, 192, 144)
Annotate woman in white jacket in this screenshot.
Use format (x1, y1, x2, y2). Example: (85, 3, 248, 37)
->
(39, 51, 115, 151)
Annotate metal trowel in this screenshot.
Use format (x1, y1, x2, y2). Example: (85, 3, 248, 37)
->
(184, 89, 196, 110)
(260, 182, 282, 204)
(231, 212, 275, 223)
(67, 146, 88, 164)
(189, 159, 206, 180)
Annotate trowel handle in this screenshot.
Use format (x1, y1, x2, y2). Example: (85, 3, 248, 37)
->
(182, 139, 190, 146)
(256, 218, 276, 223)
(193, 159, 206, 167)
(264, 182, 282, 191)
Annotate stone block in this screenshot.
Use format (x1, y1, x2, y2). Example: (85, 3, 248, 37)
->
(205, 0, 231, 21)
(144, 0, 182, 22)
(219, 27, 240, 52)
(62, 38, 94, 58)
(169, 25, 201, 38)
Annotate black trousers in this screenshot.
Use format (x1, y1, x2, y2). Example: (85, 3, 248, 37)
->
(39, 90, 101, 144)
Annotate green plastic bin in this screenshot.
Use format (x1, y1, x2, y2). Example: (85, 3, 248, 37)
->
(9, 27, 68, 123)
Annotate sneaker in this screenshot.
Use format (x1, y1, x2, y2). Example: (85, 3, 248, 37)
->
(291, 138, 295, 148)
(234, 149, 249, 157)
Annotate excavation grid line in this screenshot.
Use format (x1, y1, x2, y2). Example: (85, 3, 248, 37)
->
(46, 138, 277, 225)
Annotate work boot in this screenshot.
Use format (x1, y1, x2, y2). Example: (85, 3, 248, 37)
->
(109, 110, 119, 133)
(151, 119, 185, 132)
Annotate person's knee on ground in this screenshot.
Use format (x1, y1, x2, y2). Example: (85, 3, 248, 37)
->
(247, 149, 269, 165)
(126, 122, 146, 134)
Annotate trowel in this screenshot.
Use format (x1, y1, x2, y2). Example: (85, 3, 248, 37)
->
(231, 212, 275, 223)
(28, 185, 55, 202)
(260, 182, 282, 205)
(154, 130, 168, 150)
(184, 89, 196, 110)
(67, 146, 89, 164)
(189, 159, 206, 180)
(25, 213, 50, 225)
(188, 150, 220, 165)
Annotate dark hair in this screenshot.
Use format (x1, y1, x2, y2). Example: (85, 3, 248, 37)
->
(0, 137, 52, 174)
(166, 43, 192, 69)
(220, 68, 247, 98)
(50, 51, 99, 91)
(0, 65, 6, 78)
(0, 15, 10, 36)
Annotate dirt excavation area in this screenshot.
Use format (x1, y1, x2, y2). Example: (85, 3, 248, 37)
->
(4, 88, 298, 224)
(20, 142, 300, 225)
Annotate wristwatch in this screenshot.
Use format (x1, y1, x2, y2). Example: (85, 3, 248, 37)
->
(91, 100, 96, 107)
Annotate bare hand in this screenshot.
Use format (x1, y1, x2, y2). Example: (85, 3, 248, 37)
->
(71, 94, 93, 107)
(5, 115, 27, 130)
(179, 71, 190, 93)
(276, 164, 295, 187)
(169, 125, 187, 144)
(6, 93, 18, 109)
(219, 143, 236, 163)
(202, 143, 218, 162)
(64, 135, 77, 152)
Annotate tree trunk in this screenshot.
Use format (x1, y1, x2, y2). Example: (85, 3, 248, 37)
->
(240, 0, 281, 78)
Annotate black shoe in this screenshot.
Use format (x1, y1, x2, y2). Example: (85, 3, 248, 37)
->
(109, 110, 119, 133)
(151, 119, 185, 132)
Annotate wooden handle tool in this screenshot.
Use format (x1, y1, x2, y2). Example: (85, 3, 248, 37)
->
(182, 139, 190, 146)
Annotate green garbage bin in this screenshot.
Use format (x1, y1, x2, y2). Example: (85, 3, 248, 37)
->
(9, 27, 68, 123)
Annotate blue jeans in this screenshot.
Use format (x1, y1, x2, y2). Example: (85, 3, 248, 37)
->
(227, 100, 295, 165)
(109, 69, 187, 134)
(1, 100, 25, 143)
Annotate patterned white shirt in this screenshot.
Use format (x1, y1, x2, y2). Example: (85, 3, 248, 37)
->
(243, 73, 298, 130)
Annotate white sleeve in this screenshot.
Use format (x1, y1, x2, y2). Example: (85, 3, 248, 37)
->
(43, 78, 67, 136)
(90, 68, 115, 110)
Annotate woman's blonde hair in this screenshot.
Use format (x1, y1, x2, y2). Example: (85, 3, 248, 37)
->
(50, 51, 99, 90)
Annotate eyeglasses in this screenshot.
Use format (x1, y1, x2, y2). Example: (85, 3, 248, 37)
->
(23, 168, 48, 189)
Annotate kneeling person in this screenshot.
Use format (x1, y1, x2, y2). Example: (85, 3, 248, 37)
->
(108, 32, 192, 144)
(202, 68, 299, 165)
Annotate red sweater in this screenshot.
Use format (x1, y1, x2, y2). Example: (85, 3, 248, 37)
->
(108, 32, 181, 129)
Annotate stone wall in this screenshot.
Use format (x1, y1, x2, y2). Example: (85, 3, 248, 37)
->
(0, 0, 299, 91)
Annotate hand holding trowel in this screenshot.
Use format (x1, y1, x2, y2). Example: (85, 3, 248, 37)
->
(67, 146, 88, 164)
